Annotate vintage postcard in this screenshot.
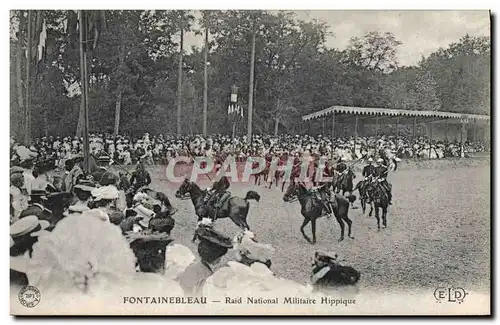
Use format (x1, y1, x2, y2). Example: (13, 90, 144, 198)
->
(9, 9, 490, 316)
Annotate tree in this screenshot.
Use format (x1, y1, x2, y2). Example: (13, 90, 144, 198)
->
(167, 10, 195, 134)
(342, 31, 402, 72)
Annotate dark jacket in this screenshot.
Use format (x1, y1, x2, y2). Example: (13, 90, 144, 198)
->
(19, 203, 52, 223)
(362, 165, 375, 178)
(374, 165, 389, 179)
(130, 170, 151, 188)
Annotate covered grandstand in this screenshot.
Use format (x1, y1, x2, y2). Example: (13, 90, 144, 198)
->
(302, 106, 491, 157)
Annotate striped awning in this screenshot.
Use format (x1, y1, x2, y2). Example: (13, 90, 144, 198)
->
(302, 106, 491, 123)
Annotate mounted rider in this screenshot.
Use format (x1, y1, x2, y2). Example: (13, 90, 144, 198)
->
(128, 161, 151, 194)
(335, 156, 349, 187)
(362, 158, 376, 180)
(203, 176, 231, 211)
(374, 158, 392, 205)
(309, 183, 334, 217)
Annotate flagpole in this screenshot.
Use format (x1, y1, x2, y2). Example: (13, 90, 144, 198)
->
(78, 10, 90, 173)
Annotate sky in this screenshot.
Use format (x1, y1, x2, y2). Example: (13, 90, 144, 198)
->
(182, 10, 491, 67)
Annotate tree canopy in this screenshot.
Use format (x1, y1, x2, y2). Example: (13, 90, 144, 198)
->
(10, 10, 491, 142)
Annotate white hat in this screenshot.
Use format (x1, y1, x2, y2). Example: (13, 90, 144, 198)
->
(233, 230, 275, 264)
(368, 158, 373, 162)
(91, 185, 120, 201)
(377, 158, 384, 163)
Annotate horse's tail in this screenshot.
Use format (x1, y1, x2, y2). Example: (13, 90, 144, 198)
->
(244, 190, 261, 202)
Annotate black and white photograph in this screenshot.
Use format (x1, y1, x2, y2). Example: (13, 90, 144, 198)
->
(8, 9, 491, 315)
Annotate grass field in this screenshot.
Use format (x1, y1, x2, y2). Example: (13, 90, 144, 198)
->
(130, 159, 491, 294)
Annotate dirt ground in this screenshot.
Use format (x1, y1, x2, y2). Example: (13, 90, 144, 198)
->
(125, 159, 491, 294)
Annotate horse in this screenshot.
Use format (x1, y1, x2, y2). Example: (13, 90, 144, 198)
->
(283, 182, 354, 243)
(174, 178, 260, 238)
(353, 177, 373, 216)
(365, 180, 390, 230)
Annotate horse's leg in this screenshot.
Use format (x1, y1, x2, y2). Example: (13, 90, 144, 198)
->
(344, 214, 354, 239)
(382, 206, 388, 228)
(335, 214, 345, 242)
(369, 202, 373, 217)
(311, 218, 317, 244)
(300, 218, 312, 244)
(281, 180, 286, 192)
(375, 206, 381, 230)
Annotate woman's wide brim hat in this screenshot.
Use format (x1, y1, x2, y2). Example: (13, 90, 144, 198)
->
(30, 189, 48, 199)
(10, 215, 50, 238)
(195, 226, 233, 249)
(125, 231, 174, 246)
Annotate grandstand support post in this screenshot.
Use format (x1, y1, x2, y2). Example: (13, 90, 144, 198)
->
(376, 115, 380, 137)
(460, 119, 466, 157)
(413, 116, 416, 138)
(396, 116, 400, 140)
(354, 115, 358, 154)
(331, 114, 335, 138)
(428, 123, 432, 159)
(330, 113, 335, 159)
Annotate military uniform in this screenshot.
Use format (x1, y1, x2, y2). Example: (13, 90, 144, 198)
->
(204, 176, 231, 210)
(374, 159, 392, 204)
(362, 159, 375, 178)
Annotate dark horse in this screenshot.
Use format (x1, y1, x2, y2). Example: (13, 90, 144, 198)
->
(283, 182, 354, 244)
(365, 180, 390, 230)
(353, 177, 374, 216)
(175, 178, 261, 237)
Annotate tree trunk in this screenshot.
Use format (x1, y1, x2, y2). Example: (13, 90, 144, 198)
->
(203, 25, 209, 136)
(114, 46, 124, 136)
(114, 91, 122, 136)
(24, 10, 33, 145)
(274, 116, 279, 136)
(176, 24, 184, 135)
(15, 11, 24, 130)
(247, 28, 256, 142)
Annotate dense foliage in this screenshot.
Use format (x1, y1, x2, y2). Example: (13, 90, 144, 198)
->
(10, 10, 490, 143)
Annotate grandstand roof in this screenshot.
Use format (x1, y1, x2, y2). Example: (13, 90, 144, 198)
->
(302, 106, 491, 124)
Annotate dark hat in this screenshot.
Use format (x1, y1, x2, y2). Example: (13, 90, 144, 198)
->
(194, 226, 233, 249)
(149, 215, 175, 233)
(73, 154, 84, 162)
(99, 171, 119, 186)
(74, 179, 97, 192)
(30, 189, 47, 198)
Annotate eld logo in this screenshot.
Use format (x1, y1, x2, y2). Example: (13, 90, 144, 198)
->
(434, 287, 468, 304)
